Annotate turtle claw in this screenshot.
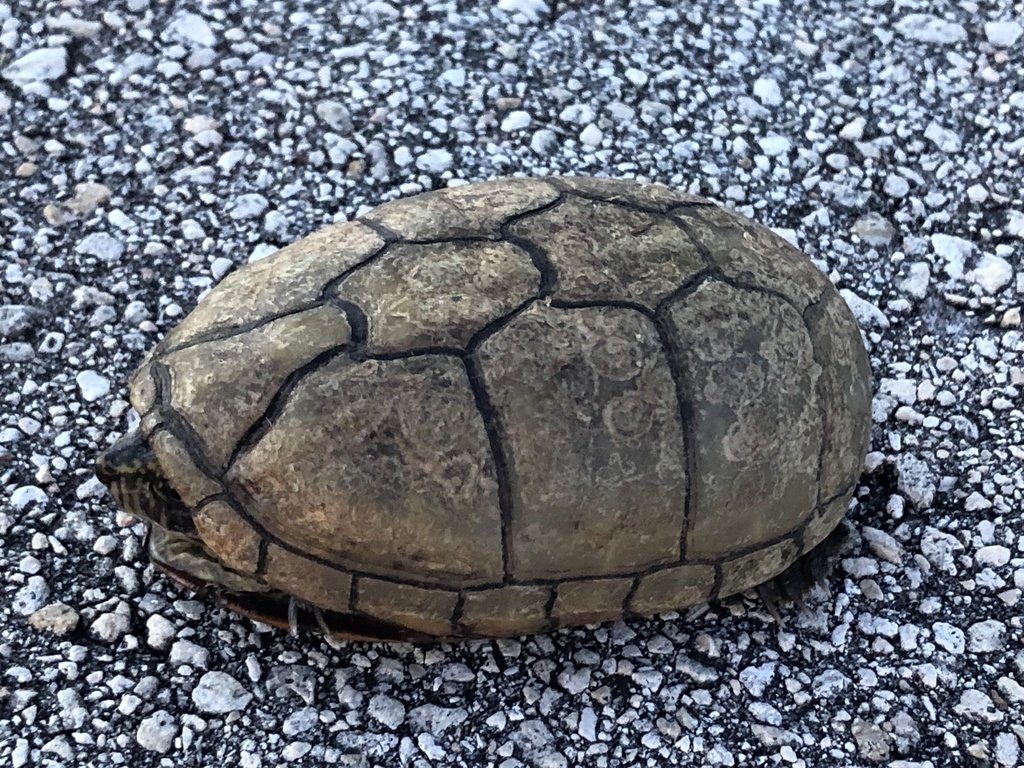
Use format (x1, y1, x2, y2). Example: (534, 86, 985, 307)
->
(755, 583, 785, 625)
(287, 596, 300, 636)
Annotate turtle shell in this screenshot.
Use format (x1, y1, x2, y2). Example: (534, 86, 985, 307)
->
(127, 176, 871, 639)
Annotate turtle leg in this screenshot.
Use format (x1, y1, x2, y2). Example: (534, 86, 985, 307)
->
(756, 519, 850, 621)
(282, 597, 344, 644)
(148, 524, 271, 594)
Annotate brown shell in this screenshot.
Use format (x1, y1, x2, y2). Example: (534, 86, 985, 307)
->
(130, 176, 871, 638)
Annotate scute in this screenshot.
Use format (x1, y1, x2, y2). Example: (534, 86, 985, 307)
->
(333, 239, 539, 352)
(676, 205, 830, 307)
(157, 221, 384, 350)
(361, 177, 560, 241)
(477, 302, 687, 580)
(227, 354, 503, 588)
(118, 176, 872, 640)
(666, 280, 822, 557)
(155, 305, 351, 469)
(508, 195, 706, 306)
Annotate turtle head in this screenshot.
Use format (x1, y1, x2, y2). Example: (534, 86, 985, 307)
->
(95, 431, 195, 533)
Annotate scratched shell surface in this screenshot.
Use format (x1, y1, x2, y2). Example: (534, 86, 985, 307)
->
(129, 176, 872, 638)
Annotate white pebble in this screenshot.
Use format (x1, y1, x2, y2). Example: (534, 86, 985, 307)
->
(181, 219, 206, 240)
(967, 620, 1006, 652)
(230, 194, 269, 221)
(996, 733, 1021, 767)
(976, 545, 1011, 568)
(170, 639, 210, 669)
(165, 11, 217, 47)
(497, 0, 548, 22)
(967, 184, 989, 203)
(758, 135, 790, 156)
(624, 67, 648, 87)
(76, 233, 125, 262)
(924, 122, 961, 153)
(921, 527, 962, 574)
(147, 615, 177, 650)
(896, 454, 936, 509)
(137, 710, 177, 753)
(13, 575, 50, 615)
(1, 47, 67, 91)
(883, 174, 910, 198)
(753, 77, 782, 106)
(985, 21, 1023, 48)
(931, 233, 973, 279)
(439, 68, 465, 87)
(954, 689, 1004, 723)
(368, 694, 406, 729)
(415, 149, 453, 174)
(933, 622, 965, 654)
(895, 14, 967, 44)
(11, 486, 48, 510)
(531, 129, 557, 154)
(217, 148, 246, 171)
(967, 254, 1014, 293)
(840, 289, 890, 329)
(90, 611, 130, 643)
(500, 110, 532, 132)
(76, 370, 111, 402)
(579, 124, 603, 147)
(192, 671, 253, 713)
(839, 117, 866, 141)
(899, 262, 930, 299)
(579, 707, 598, 740)
(211, 257, 234, 280)
(880, 378, 917, 405)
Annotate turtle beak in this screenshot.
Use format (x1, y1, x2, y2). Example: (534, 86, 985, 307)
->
(95, 433, 154, 523)
(95, 449, 120, 486)
(96, 431, 195, 534)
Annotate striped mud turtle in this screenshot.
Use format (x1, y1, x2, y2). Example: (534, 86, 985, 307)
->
(96, 176, 871, 641)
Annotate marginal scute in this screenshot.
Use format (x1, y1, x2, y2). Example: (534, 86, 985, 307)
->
(159, 221, 384, 348)
(262, 544, 353, 614)
(163, 306, 351, 469)
(509, 195, 706, 306)
(228, 354, 503, 587)
(803, 494, 852, 555)
(718, 538, 800, 599)
(333, 240, 539, 352)
(668, 280, 822, 557)
(677, 205, 830, 308)
(478, 302, 687, 580)
(361, 178, 561, 241)
(805, 290, 873, 502)
(629, 564, 716, 615)
(552, 579, 634, 626)
(128, 361, 158, 414)
(355, 578, 457, 637)
(192, 500, 261, 575)
(460, 585, 550, 637)
(148, 430, 220, 508)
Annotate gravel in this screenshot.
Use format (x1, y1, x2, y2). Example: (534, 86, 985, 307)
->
(2, 1, 1022, 767)
(191, 671, 254, 714)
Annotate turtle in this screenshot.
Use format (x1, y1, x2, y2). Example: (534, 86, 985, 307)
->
(95, 176, 872, 642)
